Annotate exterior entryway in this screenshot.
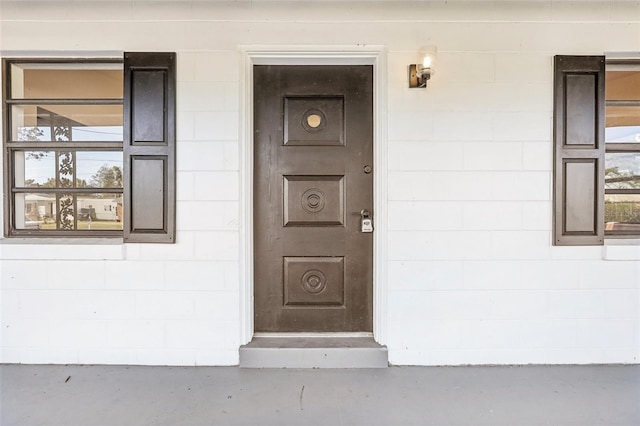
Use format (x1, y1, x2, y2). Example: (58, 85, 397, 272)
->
(253, 65, 374, 333)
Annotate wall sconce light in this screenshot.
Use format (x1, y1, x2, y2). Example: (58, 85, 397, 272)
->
(409, 45, 437, 88)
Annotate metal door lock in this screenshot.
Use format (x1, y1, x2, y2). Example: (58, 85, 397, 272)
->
(360, 209, 373, 233)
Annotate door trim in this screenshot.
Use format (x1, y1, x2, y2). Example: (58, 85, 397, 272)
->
(239, 45, 388, 345)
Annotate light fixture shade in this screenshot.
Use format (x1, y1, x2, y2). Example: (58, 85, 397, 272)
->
(419, 45, 437, 74)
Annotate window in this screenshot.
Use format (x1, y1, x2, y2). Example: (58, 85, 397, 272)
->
(605, 61, 640, 236)
(4, 60, 124, 236)
(3, 53, 176, 242)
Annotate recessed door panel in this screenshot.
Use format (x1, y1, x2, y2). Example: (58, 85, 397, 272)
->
(254, 65, 373, 332)
(283, 257, 345, 307)
(283, 175, 345, 226)
(284, 96, 344, 146)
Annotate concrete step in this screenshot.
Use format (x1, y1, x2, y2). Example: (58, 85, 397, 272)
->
(240, 335, 388, 368)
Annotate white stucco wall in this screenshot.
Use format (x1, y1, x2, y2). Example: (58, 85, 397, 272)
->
(1, 0, 639, 366)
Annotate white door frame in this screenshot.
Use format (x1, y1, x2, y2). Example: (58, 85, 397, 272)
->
(238, 45, 388, 345)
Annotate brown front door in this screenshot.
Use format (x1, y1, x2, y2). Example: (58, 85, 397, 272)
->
(253, 65, 373, 332)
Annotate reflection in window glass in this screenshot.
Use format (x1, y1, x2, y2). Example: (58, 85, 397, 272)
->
(605, 153, 640, 189)
(10, 63, 123, 100)
(15, 193, 55, 230)
(15, 151, 123, 189)
(605, 194, 640, 232)
(15, 193, 123, 231)
(606, 69, 640, 101)
(605, 105, 640, 143)
(12, 105, 123, 142)
(15, 151, 55, 187)
(77, 152, 123, 188)
(76, 194, 123, 230)
(605, 126, 640, 143)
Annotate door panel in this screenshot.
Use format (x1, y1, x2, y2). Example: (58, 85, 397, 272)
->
(254, 65, 373, 332)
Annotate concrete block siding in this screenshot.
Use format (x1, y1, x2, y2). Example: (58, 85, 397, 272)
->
(1, 1, 639, 366)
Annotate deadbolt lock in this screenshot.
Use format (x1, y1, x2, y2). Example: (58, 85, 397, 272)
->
(360, 209, 373, 233)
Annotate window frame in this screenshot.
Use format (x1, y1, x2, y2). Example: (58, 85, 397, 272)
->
(2, 58, 125, 238)
(605, 59, 640, 238)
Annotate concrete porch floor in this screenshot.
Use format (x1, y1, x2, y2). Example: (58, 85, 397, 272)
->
(1, 364, 639, 426)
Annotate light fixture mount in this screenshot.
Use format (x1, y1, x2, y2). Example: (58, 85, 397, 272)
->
(409, 64, 431, 88)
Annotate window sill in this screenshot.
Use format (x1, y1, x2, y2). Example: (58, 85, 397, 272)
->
(603, 239, 640, 261)
(0, 238, 124, 260)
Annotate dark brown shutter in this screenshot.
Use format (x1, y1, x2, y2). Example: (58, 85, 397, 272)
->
(553, 55, 605, 246)
(123, 52, 176, 243)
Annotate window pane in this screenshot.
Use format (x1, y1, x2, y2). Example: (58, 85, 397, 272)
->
(14, 151, 55, 187)
(605, 153, 640, 189)
(606, 106, 640, 143)
(77, 194, 123, 230)
(14, 151, 123, 188)
(605, 194, 640, 232)
(15, 193, 56, 230)
(77, 152, 123, 188)
(14, 193, 74, 230)
(15, 193, 122, 231)
(11, 105, 123, 142)
(606, 69, 640, 101)
(10, 63, 123, 99)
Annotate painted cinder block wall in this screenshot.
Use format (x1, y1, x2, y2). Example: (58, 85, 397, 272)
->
(1, 1, 639, 366)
